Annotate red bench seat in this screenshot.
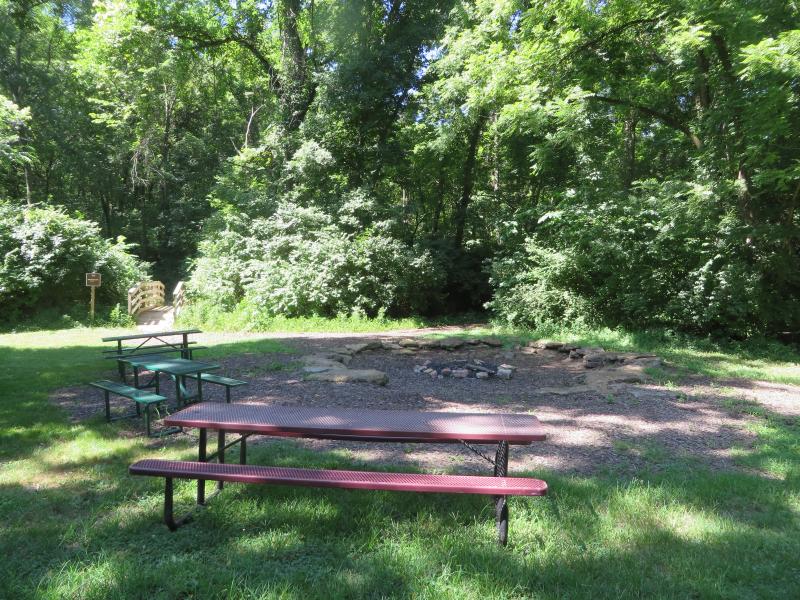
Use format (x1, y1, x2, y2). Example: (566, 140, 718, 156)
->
(130, 459, 548, 496)
(129, 459, 547, 543)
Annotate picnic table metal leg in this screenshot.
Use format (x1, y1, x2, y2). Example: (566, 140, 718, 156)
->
(164, 477, 177, 530)
(104, 390, 111, 422)
(217, 431, 225, 491)
(197, 374, 203, 404)
(175, 374, 183, 408)
(240, 435, 247, 464)
(144, 404, 153, 437)
(494, 441, 509, 546)
(163, 477, 193, 531)
(117, 341, 127, 383)
(198, 428, 207, 505)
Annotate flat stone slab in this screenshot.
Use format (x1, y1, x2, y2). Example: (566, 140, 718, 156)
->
(306, 369, 388, 385)
(300, 356, 349, 369)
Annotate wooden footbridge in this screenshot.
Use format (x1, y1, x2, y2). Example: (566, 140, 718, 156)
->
(128, 281, 186, 330)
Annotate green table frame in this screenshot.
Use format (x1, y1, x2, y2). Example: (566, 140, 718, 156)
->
(120, 357, 220, 408)
(102, 329, 202, 383)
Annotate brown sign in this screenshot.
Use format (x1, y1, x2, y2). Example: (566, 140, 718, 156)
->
(85, 272, 102, 287)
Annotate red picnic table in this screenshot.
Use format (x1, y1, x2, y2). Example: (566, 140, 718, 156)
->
(131, 402, 548, 545)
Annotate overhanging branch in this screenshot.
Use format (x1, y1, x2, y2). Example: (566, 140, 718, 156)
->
(589, 94, 702, 149)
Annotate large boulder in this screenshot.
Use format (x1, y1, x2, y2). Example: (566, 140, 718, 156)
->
(306, 369, 388, 385)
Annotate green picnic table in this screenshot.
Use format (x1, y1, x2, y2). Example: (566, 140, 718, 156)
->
(101, 329, 204, 384)
(119, 356, 220, 407)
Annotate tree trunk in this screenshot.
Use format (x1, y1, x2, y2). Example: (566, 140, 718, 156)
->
(100, 192, 112, 236)
(24, 165, 31, 205)
(279, 0, 315, 132)
(431, 162, 446, 235)
(453, 110, 488, 248)
(711, 32, 754, 224)
(622, 109, 637, 191)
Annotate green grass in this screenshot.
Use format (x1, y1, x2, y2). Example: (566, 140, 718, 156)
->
(176, 302, 483, 334)
(1, 326, 798, 598)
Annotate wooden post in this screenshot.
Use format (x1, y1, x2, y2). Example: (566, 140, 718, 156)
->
(86, 272, 102, 321)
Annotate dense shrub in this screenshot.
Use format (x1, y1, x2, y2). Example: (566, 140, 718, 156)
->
(488, 180, 800, 335)
(0, 202, 149, 321)
(187, 203, 445, 319)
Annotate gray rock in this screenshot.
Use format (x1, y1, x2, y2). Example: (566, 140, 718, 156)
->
(302, 366, 335, 373)
(497, 368, 513, 379)
(451, 369, 469, 378)
(302, 352, 352, 365)
(398, 338, 420, 348)
(306, 369, 388, 385)
(417, 339, 440, 349)
(438, 337, 465, 350)
(583, 353, 607, 368)
(300, 355, 348, 369)
(344, 342, 379, 354)
(573, 346, 604, 357)
(544, 341, 565, 350)
(479, 337, 504, 347)
(475, 371, 489, 379)
(391, 349, 416, 355)
(498, 363, 517, 371)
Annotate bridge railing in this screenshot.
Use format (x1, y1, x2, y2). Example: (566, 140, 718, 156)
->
(127, 281, 166, 316)
(173, 281, 186, 315)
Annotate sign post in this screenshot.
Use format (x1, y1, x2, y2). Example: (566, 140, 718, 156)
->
(86, 272, 101, 320)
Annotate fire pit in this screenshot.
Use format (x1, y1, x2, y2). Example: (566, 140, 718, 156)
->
(413, 359, 516, 380)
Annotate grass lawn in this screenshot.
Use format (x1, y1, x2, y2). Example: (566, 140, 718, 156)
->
(1, 326, 798, 598)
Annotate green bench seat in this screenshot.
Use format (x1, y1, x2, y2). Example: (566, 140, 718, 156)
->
(186, 373, 247, 403)
(89, 380, 172, 437)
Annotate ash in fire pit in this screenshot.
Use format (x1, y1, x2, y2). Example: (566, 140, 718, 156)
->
(413, 359, 516, 380)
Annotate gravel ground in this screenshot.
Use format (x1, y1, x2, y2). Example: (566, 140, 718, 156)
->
(53, 333, 796, 477)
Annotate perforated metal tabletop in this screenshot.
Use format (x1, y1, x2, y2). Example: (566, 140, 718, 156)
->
(164, 402, 546, 444)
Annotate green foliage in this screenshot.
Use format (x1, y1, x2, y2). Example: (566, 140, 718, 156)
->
(2, 0, 800, 335)
(188, 203, 445, 319)
(489, 180, 800, 334)
(0, 203, 149, 322)
(0, 94, 31, 166)
(105, 303, 135, 327)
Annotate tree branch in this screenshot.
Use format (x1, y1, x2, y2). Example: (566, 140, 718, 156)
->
(167, 26, 283, 98)
(569, 15, 667, 59)
(589, 94, 702, 149)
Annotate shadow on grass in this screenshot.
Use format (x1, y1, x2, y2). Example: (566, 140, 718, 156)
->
(1, 330, 800, 597)
(2, 443, 798, 598)
(0, 335, 290, 461)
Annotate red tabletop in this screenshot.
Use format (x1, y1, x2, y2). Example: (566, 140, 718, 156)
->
(164, 402, 546, 444)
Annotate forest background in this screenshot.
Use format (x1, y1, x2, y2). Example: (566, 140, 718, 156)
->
(2, 0, 799, 337)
